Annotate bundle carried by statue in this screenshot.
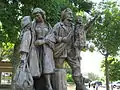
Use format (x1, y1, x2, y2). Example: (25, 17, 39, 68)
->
(13, 60, 33, 90)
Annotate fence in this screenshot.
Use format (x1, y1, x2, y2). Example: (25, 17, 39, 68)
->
(0, 62, 12, 88)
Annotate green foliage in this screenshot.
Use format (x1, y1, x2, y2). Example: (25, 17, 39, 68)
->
(64, 61, 73, 82)
(67, 73, 74, 82)
(88, 1, 120, 56)
(64, 61, 71, 69)
(99, 76, 105, 82)
(101, 57, 120, 81)
(87, 72, 100, 81)
(0, 42, 14, 60)
(70, 0, 93, 13)
(63, 61, 73, 82)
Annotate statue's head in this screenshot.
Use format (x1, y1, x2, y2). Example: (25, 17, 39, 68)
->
(21, 16, 31, 28)
(61, 8, 73, 22)
(76, 16, 83, 24)
(32, 8, 46, 22)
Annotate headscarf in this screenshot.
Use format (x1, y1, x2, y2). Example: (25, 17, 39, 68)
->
(32, 8, 46, 20)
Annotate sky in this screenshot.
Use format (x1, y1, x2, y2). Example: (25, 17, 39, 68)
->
(91, 0, 120, 3)
(81, 51, 104, 77)
(91, 0, 102, 3)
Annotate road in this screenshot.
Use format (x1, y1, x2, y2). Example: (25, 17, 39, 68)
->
(67, 85, 119, 90)
(88, 87, 119, 90)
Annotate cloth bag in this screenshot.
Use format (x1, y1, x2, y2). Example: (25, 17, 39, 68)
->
(13, 62, 33, 90)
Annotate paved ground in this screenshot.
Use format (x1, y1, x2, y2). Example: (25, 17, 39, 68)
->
(0, 85, 119, 90)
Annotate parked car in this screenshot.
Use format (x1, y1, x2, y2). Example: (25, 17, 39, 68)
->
(116, 82, 120, 89)
(90, 81, 102, 86)
(111, 81, 120, 88)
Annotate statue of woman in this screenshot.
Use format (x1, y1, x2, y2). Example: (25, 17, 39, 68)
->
(20, 8, 55, 90)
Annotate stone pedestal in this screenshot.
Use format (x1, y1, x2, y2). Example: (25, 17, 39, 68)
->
(33, 75, 46, 90)
(33, 69, 67, 90)
(52, 69, 67, 90)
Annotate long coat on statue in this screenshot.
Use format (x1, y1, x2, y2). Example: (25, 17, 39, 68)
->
(20, 21, 55, 77)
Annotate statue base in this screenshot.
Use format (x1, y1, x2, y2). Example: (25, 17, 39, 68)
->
(33, 75, 46, 90)
(52, 68, 67, 90)
(33, 69, 67, 90)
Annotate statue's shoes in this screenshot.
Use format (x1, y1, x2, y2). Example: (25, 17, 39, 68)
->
(76, 85, 88, 90)
(47, 88, 53, 90)
(46, 86, 53, 90)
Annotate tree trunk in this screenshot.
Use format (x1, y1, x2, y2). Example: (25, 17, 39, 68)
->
(0, 72, 1, 85)
(11, 41, 20, 86)
(105, 54, 109, 90)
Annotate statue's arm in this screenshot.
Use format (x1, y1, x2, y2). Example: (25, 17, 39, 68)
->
(19, 30, 31, 63)
(44, 28, 56, 50)
(53, 23, 63, 43)
(84, 14, 100, 32)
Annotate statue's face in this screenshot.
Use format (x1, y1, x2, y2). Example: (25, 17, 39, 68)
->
(34, 13, 44, 22)
(64, 9, 73, 21)
(77, 17, 82, 24)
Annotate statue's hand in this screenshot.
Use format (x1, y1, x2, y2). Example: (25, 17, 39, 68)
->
(62, 37, 68, 43)
(20, 60, 24, 69)
(20, 60, 24, 64)
(35, 40, 45, 45)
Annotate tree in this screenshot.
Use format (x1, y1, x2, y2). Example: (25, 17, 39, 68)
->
(88, 1, 120, 90)
(101, 57, 120, 82)
(0, 42, 14, 61)
(87, 72, 100, 81)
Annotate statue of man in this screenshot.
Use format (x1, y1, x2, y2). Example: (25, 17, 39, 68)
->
(20, 8, 55, 90)
(73, 14, 100, 85)
(53, 8, 87, 90)
(74, 16, 86, 50)
(74, 15, 100, 60)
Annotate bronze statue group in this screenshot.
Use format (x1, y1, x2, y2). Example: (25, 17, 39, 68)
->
(14, 7, 97, 90)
